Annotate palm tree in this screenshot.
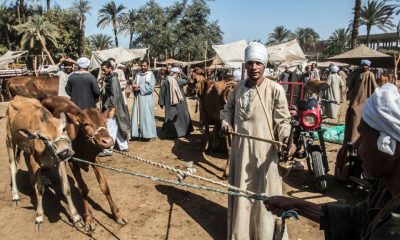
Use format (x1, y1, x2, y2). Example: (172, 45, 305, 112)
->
(295, 27, 320, 52)
(46, 0, 51, 11)
(327, 28, 352, 53)
(360, 0, 396, 45)
(97, 0, 126, 47)
(384, 0, 400, 34)
(351, 0, 362, 49)
(267, 25, 293, 45)
(14, 15, 58, 65)
(89, 33, 113, 50)
(119, 9, 138, 49)
(0, 4, 13, 49)
(72, 0, 92, 56)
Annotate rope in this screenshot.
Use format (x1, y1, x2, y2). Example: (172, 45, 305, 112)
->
(70, 157, 267, 201)
(112, 149, 258, 197)
(70, 156, 299, 240)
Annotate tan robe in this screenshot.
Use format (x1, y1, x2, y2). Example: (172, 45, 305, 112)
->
(335, 69, 377, 181)
(220, 78, 291, 240)
(323, 73, 342, 119)
(338, 70, 347, 102)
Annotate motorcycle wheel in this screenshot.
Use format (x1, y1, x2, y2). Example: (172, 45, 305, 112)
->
(311, 149, 327, 192)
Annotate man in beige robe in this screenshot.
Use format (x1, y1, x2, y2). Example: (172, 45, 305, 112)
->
(323, 66, 342, 119)
(338, 67, 348, 103)
(221, 42, 291, 240)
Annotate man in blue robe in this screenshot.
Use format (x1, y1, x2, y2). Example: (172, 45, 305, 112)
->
(130, 59, 157, 140)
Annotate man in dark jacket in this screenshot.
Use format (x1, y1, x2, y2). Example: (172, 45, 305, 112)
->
(99, 60, 130, 156)
(65, 57, 100, 109)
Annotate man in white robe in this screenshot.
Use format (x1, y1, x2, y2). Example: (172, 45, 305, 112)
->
(323, 65, 343, 119)
(221, 42, 292, 240)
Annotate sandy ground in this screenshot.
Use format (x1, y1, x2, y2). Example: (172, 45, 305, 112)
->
(0, 90, 367, 240)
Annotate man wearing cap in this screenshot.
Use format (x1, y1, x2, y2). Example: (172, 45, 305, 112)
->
(335, 59, 377, 181)
(264, 83, 400, 240)
(159, 65, 193, 138)
(56, 57, 75, 98)
(220, 42, 292, 240)
(323, 65, 343, 119)
(65, 57, 100, 109)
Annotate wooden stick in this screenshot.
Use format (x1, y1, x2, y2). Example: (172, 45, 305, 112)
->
(231, 132, 283, 147)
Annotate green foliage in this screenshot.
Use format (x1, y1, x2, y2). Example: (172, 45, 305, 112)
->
(97, 0, 126, 47)
(89, 34, 114, 51)
(267, 26, 294, 45)
(0, 44, 7, 55)
(322, 28, 351, 58)
(295, 27, 320, 53)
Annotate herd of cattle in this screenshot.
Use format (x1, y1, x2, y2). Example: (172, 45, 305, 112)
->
(3, 68, 362, 231)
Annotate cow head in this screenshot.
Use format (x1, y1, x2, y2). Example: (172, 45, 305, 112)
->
(187, 69, 206, 98)
(18, 112, 74, 163)
(66, 108, 114, 149)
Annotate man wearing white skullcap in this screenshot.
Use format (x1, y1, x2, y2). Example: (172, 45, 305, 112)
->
(264, 83, 400, 240)
(65, 57, 100, 109)
(323, 65, 343, 119)
(335, 58, 377, 181)
(221, 42, 292, 240)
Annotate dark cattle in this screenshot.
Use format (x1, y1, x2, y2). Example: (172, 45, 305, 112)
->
(41, 96, 127, 231)
(6, 96, 82, 230)
(7, 76, 59, 98)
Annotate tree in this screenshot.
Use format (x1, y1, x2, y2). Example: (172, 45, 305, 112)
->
(351, 0, 362, 49)
(97, 0, 125, 47)
(14, 15, 58, 64)
(323, 28, 352, 57)
(360, 0, 396, 45)
(295, 27, 320, 52)
(0, 3, 14, 50)
(89, 33, 113, 50)
(46, 0, 51, 12)
(72, 0, 92, 56)
(267, 26, 293, 45)
(119, 9, 139, 49)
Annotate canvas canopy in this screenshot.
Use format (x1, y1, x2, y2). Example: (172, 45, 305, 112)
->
(0, 50, 28, 68)
(89, 47, 147, 69)
(267, 39, 307, 66)
(327, 45, 395, 68)
(212, 40, 248, 69)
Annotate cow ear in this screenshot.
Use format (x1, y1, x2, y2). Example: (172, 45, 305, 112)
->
(103, 107, 116, 119)
(18, 129, 39, 140)
(65, 112, 80, 125)
(59, 112, 67, 126)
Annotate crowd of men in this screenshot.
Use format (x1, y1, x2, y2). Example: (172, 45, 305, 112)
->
(53, 45, 400, 240)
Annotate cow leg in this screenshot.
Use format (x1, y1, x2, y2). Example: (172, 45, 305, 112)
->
(57, 161, 84, 228)
(92, 158, 127, 225)
(69, 162, 96, 232)
(30, 156, 45, 231)
(202, 123, 209, 152)
(6, 140, 19, 204)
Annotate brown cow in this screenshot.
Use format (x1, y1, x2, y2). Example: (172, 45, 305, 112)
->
(304, 79, 329, 99)
(41, 96, 126, 232)
(196, 77, 236, 177)
(7, 76, 59, 98)
(6, 96, 82, 230)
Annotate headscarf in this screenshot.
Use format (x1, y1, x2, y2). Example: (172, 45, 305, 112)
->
(331, 65, 339, 73)
(171, 67, 181, 74)
(362, 83, 400, 155)
(244, 42, 269, 66)
(361, 59, 371, 66)
(77, 57, 90, 69)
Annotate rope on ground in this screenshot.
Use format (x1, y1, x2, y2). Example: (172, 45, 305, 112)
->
(71, 156, 299, 240)
(112, 149, 258, 196)
(70, 156, 267, 201)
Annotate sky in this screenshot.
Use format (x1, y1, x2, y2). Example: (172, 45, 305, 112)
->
(53, 0, 399, 48)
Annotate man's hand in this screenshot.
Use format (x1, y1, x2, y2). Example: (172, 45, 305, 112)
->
(221, 125, 233, 135)
(264, 196, 298, 216)
(132, 84, 140, 92)
(281, 137, 296, 161)
(160, 105, 163, 109)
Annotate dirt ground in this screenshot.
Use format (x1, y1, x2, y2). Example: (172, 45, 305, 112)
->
(0, 90, 368, 240)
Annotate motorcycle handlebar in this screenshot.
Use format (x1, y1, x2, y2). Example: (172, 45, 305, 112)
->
(320, 99, 338, 104)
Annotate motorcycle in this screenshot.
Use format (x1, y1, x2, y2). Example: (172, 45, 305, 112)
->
(288, 98, 335, 191)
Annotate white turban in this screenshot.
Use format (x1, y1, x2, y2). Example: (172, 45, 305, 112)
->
(331, 65, 339, 73)
(171, 67, 181, 73)
(361, 59, 371, 66)
(244, 42, 269, 66)
(77, 57, 90, 69)
(362, 83, 400, 155)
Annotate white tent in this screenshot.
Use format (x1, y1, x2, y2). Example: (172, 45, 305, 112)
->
(0, 50, 28, 68)
(212, 40, 248, 69)
(267, 39, 307, 66)
(89, 47, 148, 69)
